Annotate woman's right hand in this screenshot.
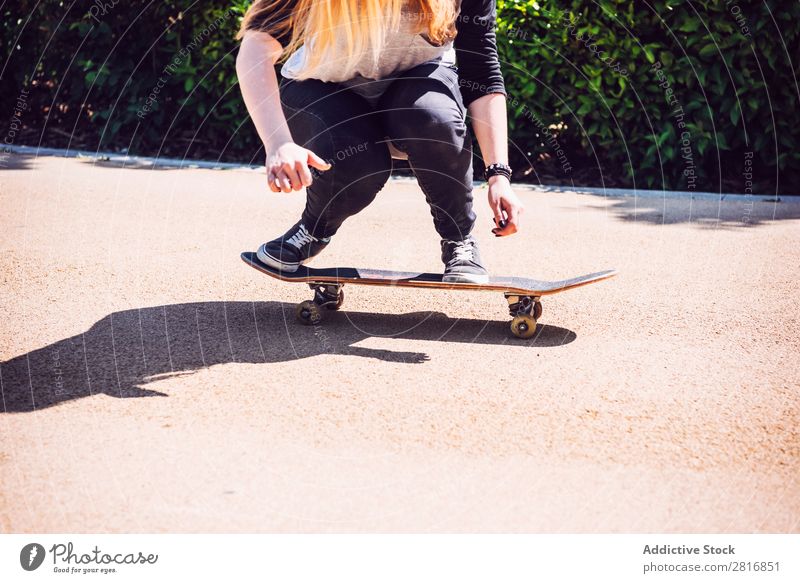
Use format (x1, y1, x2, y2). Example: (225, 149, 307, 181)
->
(266, 142, 331, 193)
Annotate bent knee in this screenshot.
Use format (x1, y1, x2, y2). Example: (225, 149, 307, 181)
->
(382, 100, 466, 151)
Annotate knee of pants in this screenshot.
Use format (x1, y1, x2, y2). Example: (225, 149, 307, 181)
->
(382, 103, 470, 171)
(334, 143, 392, 199)
(308, 139, 393, 214)
(319, 131, 391, 186)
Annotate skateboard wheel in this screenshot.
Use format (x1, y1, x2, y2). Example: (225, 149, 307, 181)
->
(326, 289, 345, 311)
(510, 315, 537, 339)
(533, 300, 543, 320)
(295, 300, 322, 325)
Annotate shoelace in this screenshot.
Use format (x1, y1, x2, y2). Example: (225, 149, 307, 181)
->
(449, 240, 475, 263)
(286, 224, 317, 249)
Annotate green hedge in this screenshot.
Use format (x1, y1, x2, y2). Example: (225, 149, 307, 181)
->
(1, 2, 256, 162)
(2, 1, 797, 193)
(496, 0, 799, 193)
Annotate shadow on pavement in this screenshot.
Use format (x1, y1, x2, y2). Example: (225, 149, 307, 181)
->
(1, 152, 256, 173)
(1, 301, 575, 413)
(0, 154, 34, 170)
(584, 195, 799, 227)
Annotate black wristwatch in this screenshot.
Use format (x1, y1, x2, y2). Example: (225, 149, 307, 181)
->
(484, 162, 512, 182)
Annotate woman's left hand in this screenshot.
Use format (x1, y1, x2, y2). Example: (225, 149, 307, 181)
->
(488, 175, 525, 236)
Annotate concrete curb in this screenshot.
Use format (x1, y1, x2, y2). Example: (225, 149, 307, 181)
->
(2, 144, 263, 172)
(4, 144, 794, 202)
(510, 184, 790, 203)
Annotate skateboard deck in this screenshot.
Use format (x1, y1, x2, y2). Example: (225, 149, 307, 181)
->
(241, 251, 616, 338)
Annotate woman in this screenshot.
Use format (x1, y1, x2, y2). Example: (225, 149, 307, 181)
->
(236, 0, 523, 283)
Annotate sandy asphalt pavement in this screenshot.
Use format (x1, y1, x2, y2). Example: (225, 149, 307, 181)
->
(1, 153, 798, 533)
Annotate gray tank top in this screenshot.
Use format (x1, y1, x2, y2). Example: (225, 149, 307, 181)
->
(281, 0, 457, 106)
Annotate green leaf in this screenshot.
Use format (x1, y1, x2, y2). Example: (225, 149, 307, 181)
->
(698, 44, 718, 58)
(679, 20, 700, 33)
(577, 101, 593, 116)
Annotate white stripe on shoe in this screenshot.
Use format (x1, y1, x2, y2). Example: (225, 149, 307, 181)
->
(256, 244, 300, 272)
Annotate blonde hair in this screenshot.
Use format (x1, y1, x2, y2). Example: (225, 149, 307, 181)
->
(237, 0, 458, 79)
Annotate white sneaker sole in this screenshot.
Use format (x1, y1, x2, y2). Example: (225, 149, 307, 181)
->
(442, 272, 490, 284)
(256, 244, 301, 273)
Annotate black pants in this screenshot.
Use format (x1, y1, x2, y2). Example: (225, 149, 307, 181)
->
(279, 62, 476, 241)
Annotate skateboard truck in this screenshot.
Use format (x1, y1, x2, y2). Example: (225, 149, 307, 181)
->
(297, 284, 542, 339)
(505, 293, 542, 339)
(296, 286, 542, 339)
(294, 283, 345, 325)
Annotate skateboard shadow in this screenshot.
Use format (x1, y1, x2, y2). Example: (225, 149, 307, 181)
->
(0, 301, 576, 413)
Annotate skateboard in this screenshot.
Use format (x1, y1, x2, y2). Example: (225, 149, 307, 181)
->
(241, 251, 617, 339)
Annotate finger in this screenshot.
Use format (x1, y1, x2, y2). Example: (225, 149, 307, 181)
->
(269, 168, 284, 192)
(296, 160, 313, 187)
(496, 206, 521, 237)
(307, 151, 332, 171)
(281, 162, 303, 191)
(491, 204, 507, 234)
(275, 169, 293, 193)
(267, 169, 281, 193)
(491, 202, 505, 225)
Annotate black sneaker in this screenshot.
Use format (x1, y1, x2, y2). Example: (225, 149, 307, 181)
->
(256, 221, 330, 272)
(441, 235, 489, 284)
